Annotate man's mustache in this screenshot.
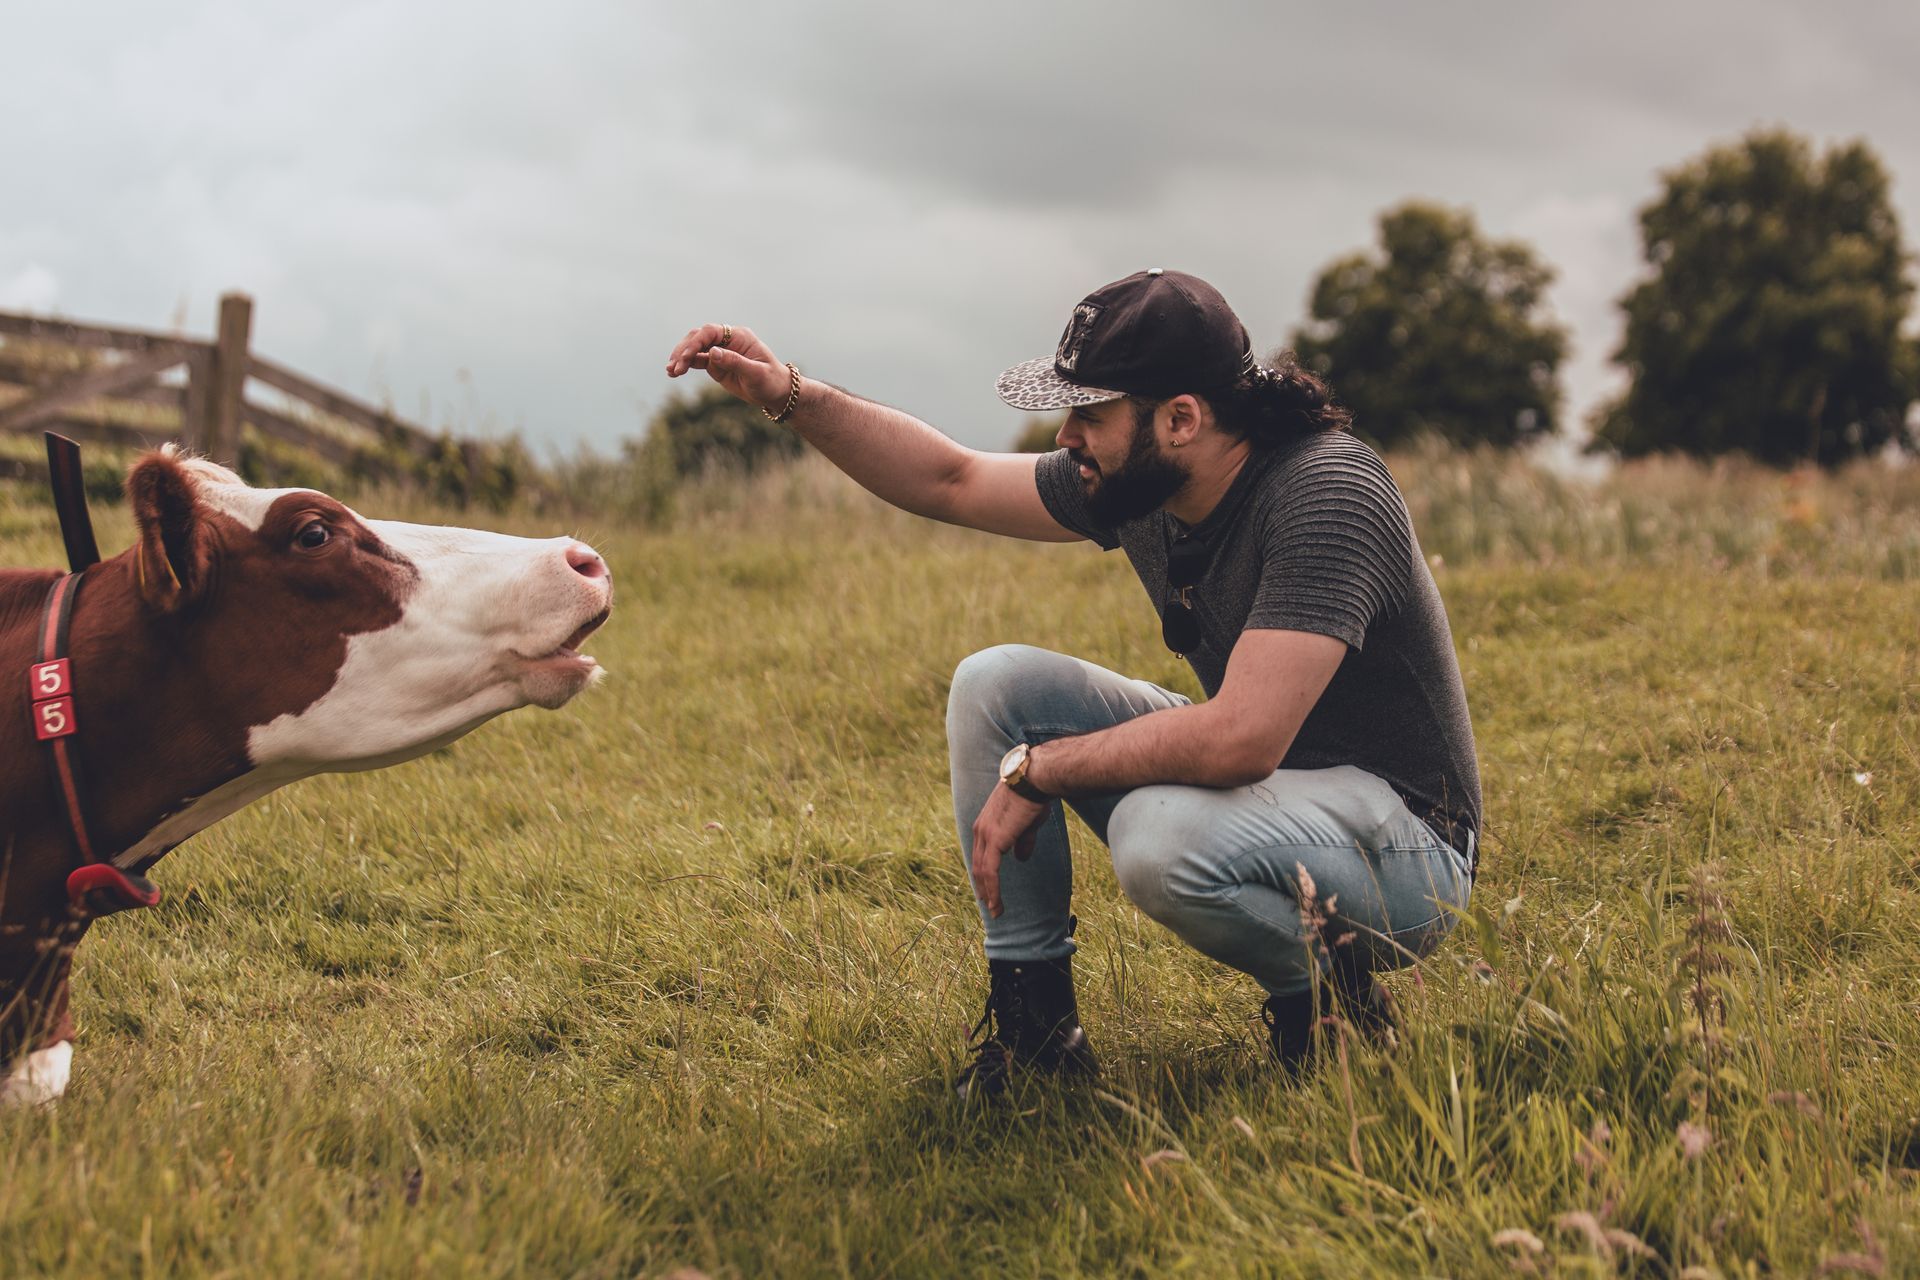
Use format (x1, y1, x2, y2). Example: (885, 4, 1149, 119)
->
(1069, 449, 1100, 477)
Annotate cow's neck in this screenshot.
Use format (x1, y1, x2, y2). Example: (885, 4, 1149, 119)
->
(0, 566, 58, 638)
(2, 557, 258, 1062)
(1, 570, 60, 852)
(76, 559, 263, 851)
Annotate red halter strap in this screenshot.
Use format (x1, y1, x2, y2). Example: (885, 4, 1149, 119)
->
(26, 433, 161, 918)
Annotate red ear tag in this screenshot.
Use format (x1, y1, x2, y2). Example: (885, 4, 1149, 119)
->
(29, 659, 71, 700)
(33, 695, 77, 741)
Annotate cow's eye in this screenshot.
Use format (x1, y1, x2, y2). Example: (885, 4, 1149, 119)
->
(296, 521, 331, 551)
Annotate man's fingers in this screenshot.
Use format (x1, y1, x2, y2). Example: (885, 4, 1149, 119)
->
(972, 860, 999, 915)
(971, 839, 1003, 918)
(972, 869, 1001, 917)
(665, 323, 727, 376)
(664, 327, 704, 376)
(666, 323, 771, 378)
(702, 347, 748, 389)
(682, 346, 739, 384)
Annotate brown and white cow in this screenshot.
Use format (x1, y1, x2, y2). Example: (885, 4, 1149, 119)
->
(2, 448, 610, 1105)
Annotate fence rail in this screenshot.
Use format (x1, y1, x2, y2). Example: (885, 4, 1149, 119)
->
(0, 292, 441, 485)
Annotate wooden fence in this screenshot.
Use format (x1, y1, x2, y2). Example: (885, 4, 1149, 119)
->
(0, 292, 441, 484)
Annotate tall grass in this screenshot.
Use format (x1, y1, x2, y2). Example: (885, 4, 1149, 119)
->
(1390, 442, 1920, 579)
(564, 439, 1920, 579)
(1, 445, 1917, 1276)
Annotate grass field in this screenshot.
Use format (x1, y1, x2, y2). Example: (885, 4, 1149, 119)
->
(2, 448, 1918, 1277)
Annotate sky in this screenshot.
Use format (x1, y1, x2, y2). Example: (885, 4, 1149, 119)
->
(2, 1, 1917, 455)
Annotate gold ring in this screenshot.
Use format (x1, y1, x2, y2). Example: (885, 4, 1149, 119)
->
(718, 324, 733, 349)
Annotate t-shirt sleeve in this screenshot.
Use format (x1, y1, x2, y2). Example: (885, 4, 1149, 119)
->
(1033, 448, 1121, 550)
(1246, 446, 1413, 650)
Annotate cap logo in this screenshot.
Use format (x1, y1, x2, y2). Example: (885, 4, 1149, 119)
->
(1055, 303, 1102, 374)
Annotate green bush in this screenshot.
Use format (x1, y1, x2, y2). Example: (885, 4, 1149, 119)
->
(236, 430, 350, 494)
(548, 435, 677, 525)
(646, 383, 804, 478)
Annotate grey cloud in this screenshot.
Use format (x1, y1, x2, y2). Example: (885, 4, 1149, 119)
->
(1, 2, 1916, 454)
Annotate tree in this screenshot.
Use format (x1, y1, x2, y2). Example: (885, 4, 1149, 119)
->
(643, 382, 805, 478)
(1596, 129, 1919, 466)
(1293, 202, 1568, 448)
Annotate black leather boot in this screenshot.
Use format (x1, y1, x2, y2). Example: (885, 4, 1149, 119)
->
(1260, 986, 1321, 1074)
(1333, 970, 1400, 1048)
(955, 956, 1098, 1100)
(1262, 968, 1400, 1074)
(1328, 949, 1401, 1049)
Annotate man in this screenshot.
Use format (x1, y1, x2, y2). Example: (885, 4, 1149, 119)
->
(665, 270, 1479, 1096)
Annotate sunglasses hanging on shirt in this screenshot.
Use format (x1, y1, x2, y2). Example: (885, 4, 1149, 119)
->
(1162, 531, 1211, 656)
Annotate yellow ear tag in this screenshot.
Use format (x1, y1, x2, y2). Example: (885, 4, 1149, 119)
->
(138, 544, 182, 593)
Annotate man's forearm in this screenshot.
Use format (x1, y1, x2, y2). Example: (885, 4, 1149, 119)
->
(782, 378, 973, 523)
(1027, 701, 1279, 796)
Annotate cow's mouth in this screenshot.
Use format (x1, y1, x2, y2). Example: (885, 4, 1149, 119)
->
(513, 605, 611, 707)
(553, 606, 610, 657)
(515, 606, 611, 665)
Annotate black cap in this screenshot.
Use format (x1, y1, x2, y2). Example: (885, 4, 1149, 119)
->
(995, 269, 1255, 411)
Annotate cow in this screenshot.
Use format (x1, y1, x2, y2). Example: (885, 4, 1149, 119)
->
(2, 447, 611, 1105)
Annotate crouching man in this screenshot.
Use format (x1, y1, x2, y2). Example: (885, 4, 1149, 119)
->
(665, 270, 1479, 1095)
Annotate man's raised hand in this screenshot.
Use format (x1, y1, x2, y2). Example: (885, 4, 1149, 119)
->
(665, 323, 790, 413)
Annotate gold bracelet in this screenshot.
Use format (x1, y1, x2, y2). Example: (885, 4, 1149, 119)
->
(763, 362, 802, 424)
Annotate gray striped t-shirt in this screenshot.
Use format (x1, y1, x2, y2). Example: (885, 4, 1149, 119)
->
(1035, 430, 1481, 846)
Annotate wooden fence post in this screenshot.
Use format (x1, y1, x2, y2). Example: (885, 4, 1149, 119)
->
(207, 292, 253, 464)
(181, 347, 212, 453)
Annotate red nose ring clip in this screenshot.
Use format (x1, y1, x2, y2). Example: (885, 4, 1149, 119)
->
(67, 864, 163, 915)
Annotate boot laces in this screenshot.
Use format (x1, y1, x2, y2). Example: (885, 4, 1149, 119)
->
(959, 990, 1015, 1091)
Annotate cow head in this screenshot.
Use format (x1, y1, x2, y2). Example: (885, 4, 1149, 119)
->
(130, 451, 612, 780)
(2, 449, 612, 1103)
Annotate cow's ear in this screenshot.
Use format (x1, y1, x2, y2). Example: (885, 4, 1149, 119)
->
(126, 452, 212, 612)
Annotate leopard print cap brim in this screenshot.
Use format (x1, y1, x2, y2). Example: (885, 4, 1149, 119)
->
(994, 356, 1128, 411)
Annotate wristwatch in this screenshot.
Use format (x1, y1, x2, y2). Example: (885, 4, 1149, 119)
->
(998, 743, 1051, 803)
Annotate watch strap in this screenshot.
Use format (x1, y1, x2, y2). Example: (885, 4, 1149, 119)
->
(1002, 743, 1052, 802)
(1005, 772, 1050, 803)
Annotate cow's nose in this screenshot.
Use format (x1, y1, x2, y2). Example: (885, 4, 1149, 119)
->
(565, 542, 609, 582)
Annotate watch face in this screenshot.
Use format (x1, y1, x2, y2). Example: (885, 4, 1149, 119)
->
(999, 743, 1027, 782)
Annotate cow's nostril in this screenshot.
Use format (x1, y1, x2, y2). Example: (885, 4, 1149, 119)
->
(565, 543, 609, 581)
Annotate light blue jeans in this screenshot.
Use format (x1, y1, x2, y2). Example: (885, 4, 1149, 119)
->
(947, 645, 1472, 997)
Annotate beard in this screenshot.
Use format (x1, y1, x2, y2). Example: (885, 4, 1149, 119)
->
(1077, 401, 1190, 525)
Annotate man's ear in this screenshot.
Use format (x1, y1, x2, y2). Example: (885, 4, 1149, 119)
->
(1167, 394, 1205, 446)
(126, 451, 212, 612)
